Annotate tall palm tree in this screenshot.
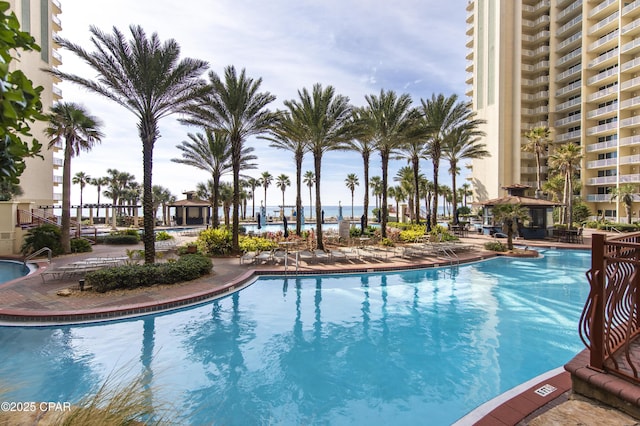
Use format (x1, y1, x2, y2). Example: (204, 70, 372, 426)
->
(420, 93, 484, 227)
(45, 102, 103, 254)
(460, 182, 472, 207)
(196, 180, 217, 226)
(152, 185, 172, 226)
(284, 84, 353, 249)
(523, 126, 551, 198)
(218, 182, 234, 226)
(492, 203, 530, 250)
(72, 171, 90, 209)
(345, 173, 359, 219)
(442, 127, 489, 224)
(394, 166, 415, 223)
(364, 89, 416, 237)
(275, 174, 291, 219)
(419, 176, 434, 220)
(172, 129, 256, 227)
(183, 66, 279, 253)
(348, 108, 375, 227)
(90, 176, 109, 219)
(264, 112, 307, 234)
(303, 170, 315, 220)
(260, 171, 273, 209)
(50, 25, 208, 263)
(370, 176, 383, 211)
(548, 142, 582, 227)
(388, 185, 406, 222)
(105, 169, 135, 216)
(610, 184, 638, 224)
(246, 177, 261, 219)
(397, 123, 429, 224)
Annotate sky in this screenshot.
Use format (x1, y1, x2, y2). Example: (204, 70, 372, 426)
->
(58, 0, 470, 207)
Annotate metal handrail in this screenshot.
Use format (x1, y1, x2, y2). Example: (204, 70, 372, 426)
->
(24, 247, 52, 265)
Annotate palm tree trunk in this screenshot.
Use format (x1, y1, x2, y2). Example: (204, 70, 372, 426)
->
(413, 156, 420, 224)
(381, 151, 389, 238)
(232, 142, 241, 254)
(363, 151, 369, 228)
(295, 154, 303, 235)
(141, 133, 156, 264)
(61, 143, 72, 254)
(451, 160, 458, 225)
(212, 175, 220, 228)
(314, 155, 324, 249)
(251, 189, 256, 219)
(432, 155, 440, 227)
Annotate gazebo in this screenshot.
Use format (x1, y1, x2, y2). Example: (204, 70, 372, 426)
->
(481, 184, 560, 239)
(168, 191, 211, 226)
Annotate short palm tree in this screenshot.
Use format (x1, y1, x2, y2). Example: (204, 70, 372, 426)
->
(345, 173, 359, 219)
(152, 185, 172, 226)
(219, 182, 234, 226)
(275, 174, 291, 219)
(548, 142, 582, 227)
(394, 166, 416, 222)
(303, 170, 315, 219)
(196, 180, 217, 226)
(50, 25, 208, 263)
(610, 184, 638, 224)
(45, 102, 103, 254)
(523, 126, 551, 198)
(246, 177, 261, 219)
(364, 89, 416, 237)
(91, 176, 109, 219)
(73, 171, 91, 210)
(184, 66, 279, 254)
(442, 127, 489, 224)
(260, 171, 273, 209)
(370, 176, 382, 211)
(388, 185, 406, 222)
(284, 84, 353, 249)
(492, 203, 530, 250)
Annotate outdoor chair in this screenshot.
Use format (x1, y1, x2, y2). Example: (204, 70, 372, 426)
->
(240, 251, 257, 265)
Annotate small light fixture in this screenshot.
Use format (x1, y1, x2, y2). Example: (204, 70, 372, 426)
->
(79, 279, 85, 291)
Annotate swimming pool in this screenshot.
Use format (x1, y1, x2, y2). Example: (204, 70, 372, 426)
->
(0, 249, 591, 425)
(0, 260, 31, 284)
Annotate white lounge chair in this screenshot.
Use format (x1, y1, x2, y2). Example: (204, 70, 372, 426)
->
(240, 251, 257, 264)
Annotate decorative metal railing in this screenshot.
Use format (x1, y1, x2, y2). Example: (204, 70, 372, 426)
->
(580, 232, 640, 382)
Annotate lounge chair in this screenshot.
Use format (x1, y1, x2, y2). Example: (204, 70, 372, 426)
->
(272, 249, 289, 264)
(255, 250, 273, 264)
(297, 250, 316, 264)
(313, 249, 331, 262)
(240, 251, 257, 265)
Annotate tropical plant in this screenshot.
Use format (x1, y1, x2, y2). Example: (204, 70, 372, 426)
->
(492, 203, 530, 250)
(388, 185, 406, 222)
(610, 184, 638, 224)
(246, 177, 261, 219)
(183, 66, 279, 254)
(260, 171, 273, 209)
(72, 171, 91, 209)
(303, 170, 315, 219)
(90, 176, 109, 219)
(21, 224, 63, 256)
(348, 107, 375, 227)
(548, 142, 582, 227)
(219, 181, 234, 226)
(394, 166, 416, 223)
(51, 25, 209, 263)
(370, 175, 382, 211)
(152, 185, 173, 225)
(275, 173, 291, 219)
(442, 126, 489, 224)
(284, 83, 353, 249)
(364, 89, 416, 237)
(460, 182, 472, 207)
(0, 180, 22, 201)
(420, 93, 484, 227)
(0, 2, 44, 184)
(45, 102, 103, 253)
(345, 173, 359, 219)
(264, 111, 307, 233)
(104, 169, 136, 216)
(523, 126, 551, 197)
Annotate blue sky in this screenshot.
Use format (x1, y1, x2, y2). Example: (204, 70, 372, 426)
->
(60, 0, 469, 206)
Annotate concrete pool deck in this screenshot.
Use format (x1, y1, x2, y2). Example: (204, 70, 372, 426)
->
(1, 230, 632, 425)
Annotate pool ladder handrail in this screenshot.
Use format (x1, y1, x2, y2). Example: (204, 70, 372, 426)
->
(24, 247, 52, 265)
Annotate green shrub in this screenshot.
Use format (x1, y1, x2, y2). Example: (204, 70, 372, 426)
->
(380, 237, 395, 247)
(238, 236, 278, 253)
(87, 254, 213, 293)
(21, 224, 63, 256)
(197, 227, 232, 255)
(349, 226, 362, 237)
(70, 238, 92, 253)
(399, 228, 426, 242)
(103, 233, 141, 245)
(155, 231, 173, 241)
(484, 241, 507, 252)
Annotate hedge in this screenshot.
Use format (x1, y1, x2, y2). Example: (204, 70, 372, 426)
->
(86, 254, 213, 293)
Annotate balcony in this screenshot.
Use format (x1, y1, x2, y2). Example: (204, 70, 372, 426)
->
(585, 193, 615, 201)
(522, 105, 549, 116)
(620, 172, 640, 182)
(620, 153, 640, 164)
(556, 96, 581, 111)
(588, 11, 619, 37)
(587, 66, 619, 86)
(555, 113, 582, 127)
(522, 30, 550, 44)
(559, 14, 583, 37)
(522, 75, 549, 87)
(586, 158, 618, 168)
(586, 102, 618, 119)
(588, 29, 618, 52)
(522, 14, 550, 29)
(586, 138, 619, 152)
(587, 121, 618, 136)
(559, 47, 582, 67)
(558, 0, 583, 22)
(619, 135, 640, 146)
(521, 166, 548, 174)
(623, 17, 640, 36)
(557, 31, 582, 53)
(622, 37, 640, 55)
(621, 76, 640, 90)
(556, 129, 582, 142)
(556, 63, 582, 82)
(588, 48, 618, 68)
(522, 90, 549, 102)
(622, 0, 640, 16)
(621, 56, 640, 74)
(523, 45, 550, 58)
(556, 79, 582, 97)
(588, 0, 617, 19)
(588, 84, 618, 102)
(620, 95, 640, 110)
(586, 176, 617, 185)
(619, 115, 640, 127)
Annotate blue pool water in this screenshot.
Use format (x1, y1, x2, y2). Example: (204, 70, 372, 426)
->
(0, 249, 591, 425)
(0, 260, 30, 284)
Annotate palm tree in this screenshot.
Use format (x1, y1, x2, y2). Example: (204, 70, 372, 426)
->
(246, 177, 261, 219)
(72, 171, 91, 209)
(260, 171, 273, 209)
(45, 102, 103, 253)
(105, 169, 135, 216)
(172, 129, 257, 227)
(345, 173, 359, 219)
(610, 184, 638, 224)
(348, 108, 375, 227)
(548, 142, 582, 227)
(364, 90, 416, 237)
(196, 180, 217, 226)
(370, 176, 383, 211)
(218, 182, 234, 226)
(442, 127, 489, 224)
(152, 185, 172, 225)
(275, 174, 291, 219)
(264, 111, 307, 234)
(50, 25, 208, 263)
(284, 84, 353, 250)
(394, 166, 416, 223)
(419, 176, 434, 221)
(420, 93, 484, 227)
(303, 170, 315, 220)
(183, 66, 279, 254)
(460, 182, 472, 207)
(388, 185, 406, 222)
(492, 203, 530, 250)
(90, 176, 109, 220)
(523, 126, 551, 198)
